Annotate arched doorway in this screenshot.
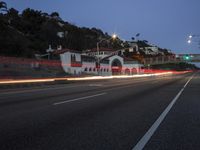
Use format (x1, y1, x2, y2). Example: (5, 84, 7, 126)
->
(111, 59, 122, 75)
(125, 68, 131, 75)
(132, 68, 137, 75)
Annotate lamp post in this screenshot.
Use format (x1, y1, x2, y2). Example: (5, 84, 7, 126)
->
(185, 34, 200, 62)
(96, 34, 117, 75)
(187, 34, 200, 46)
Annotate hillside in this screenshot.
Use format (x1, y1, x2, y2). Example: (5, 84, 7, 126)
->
(0, 1, 175, 61)
(0, 1, 126, 58)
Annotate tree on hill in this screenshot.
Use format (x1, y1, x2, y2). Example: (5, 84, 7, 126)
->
(0, 1, 7, 12)
(136, 40, 151, 48)
(7, 8, 20, 27)
(50, 12, 59, 17)
(0, 2, 134, 58)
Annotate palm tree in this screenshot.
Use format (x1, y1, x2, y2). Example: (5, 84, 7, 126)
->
(0, 1, 7, 12)
(131, 37, 135, 41)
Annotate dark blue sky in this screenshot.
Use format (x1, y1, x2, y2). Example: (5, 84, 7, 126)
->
(4, 0, 200, 54)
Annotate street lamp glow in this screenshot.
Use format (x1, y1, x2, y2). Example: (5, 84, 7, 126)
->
(189, 35, 192, 39)
(187, 39, 191, 44)
(96, 33, 117, 75)
(112, 33, 117, 39)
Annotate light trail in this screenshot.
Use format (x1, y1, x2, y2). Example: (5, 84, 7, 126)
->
(66, 72, 173, 81)
(0, 79, 55, 84)
(0, 70, 192, 84)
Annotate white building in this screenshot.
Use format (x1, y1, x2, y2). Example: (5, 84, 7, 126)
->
(54, 48, 143, 76)
(144, 46, 159, 55)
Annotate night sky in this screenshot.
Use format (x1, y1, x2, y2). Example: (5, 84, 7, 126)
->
(4, 0, 200, 54)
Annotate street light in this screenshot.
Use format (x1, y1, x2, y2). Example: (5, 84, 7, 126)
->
(187, 34, 200, 42)
(112, 33, 117, 39)
(187, 34, 200, 48)
(96, 33, 118, 75)
(187, 34, 193, 44)
(187, 39, 192, 44)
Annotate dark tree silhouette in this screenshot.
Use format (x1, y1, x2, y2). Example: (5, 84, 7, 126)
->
(0, 1, 7, 12)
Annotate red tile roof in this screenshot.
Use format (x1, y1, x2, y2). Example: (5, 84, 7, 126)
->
(53, 49, 81, 54)
(122, 56, 136, 61)
(101, 54, 116, 61)
(53, 49, 70, 54)
(89, 47, 116, 52)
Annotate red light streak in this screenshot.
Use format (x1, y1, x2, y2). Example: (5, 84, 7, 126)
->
(0, 70, 192, 84)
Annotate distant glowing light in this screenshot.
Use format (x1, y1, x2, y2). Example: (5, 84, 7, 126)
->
(189, 35, 192, 39)
(185, 56, 190, 60)
(187, 39, 191, 44)
(112, 33, 117, 39)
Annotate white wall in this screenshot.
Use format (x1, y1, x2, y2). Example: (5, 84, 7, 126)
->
(82, 62, 97, 75)
(60, 52, 70, 73)
(60, 52, 82, 75)
(99, 63, 111, 76)
(60, 52, 143, 76)
(123, 64, 141, 74)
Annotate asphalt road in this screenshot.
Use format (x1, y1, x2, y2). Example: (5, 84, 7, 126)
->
(0, 72, 199, 150)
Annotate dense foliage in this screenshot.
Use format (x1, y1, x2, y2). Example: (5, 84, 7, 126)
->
(151, 62, 199, 70)
(0, 1, 125, 58)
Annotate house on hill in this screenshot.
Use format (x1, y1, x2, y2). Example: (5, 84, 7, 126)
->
(53, 47, 143, 76)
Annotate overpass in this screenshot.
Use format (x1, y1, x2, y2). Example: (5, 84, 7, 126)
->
(176, 54, 200, 62)
(141, 54, 200, 66)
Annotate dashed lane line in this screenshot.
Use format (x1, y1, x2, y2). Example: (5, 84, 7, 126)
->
(132, 74, 195, 150)
(53, 93, 107, 105)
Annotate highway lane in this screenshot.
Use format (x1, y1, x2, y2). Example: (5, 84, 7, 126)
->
(144, 73, 200, 150)
(0, 75, 182, 117)
(0, 73, 197, 150)
(0, 75, 175, 109)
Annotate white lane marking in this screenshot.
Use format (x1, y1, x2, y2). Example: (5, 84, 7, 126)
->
(53, 93, 107, 105)
(132, 74, 195, 150)
(89, 84, 103, 87)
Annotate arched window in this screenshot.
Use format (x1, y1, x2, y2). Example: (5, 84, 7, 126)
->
(71, 54, 76, 62)
(125, 68, 130, 75)
(132, 68, 137, 74)
(84, 68, 88, 72)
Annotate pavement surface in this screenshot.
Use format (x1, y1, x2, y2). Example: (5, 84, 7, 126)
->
(0, 72, 199, 150)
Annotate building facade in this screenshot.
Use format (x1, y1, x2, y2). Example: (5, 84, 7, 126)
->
(54, 48, 143, 76)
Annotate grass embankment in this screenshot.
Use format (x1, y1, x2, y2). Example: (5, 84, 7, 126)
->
(150, 62, 199, 71)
